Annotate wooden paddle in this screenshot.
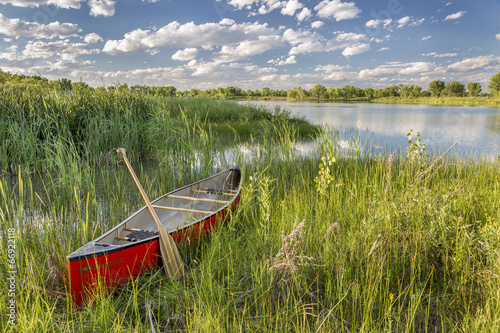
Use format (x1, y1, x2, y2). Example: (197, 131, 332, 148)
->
(116, 148, 184, 280)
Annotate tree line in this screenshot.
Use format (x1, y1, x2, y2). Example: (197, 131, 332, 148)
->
(1, 68, 500, 100)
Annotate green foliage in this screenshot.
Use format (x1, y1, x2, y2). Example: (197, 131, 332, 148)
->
(405, 129, 429, 168)
(467, 82, 482, 97)
(429, 80, 445, 97)
(443, 81, 466, 97)
(314, 154, 336, 196)
(311, 84, 327, 101)
(487, 72, 500, 96)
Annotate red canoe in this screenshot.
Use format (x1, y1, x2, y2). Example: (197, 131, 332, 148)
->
(67, 166, 242, 306)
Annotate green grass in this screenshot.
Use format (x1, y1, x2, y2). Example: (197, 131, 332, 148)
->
(1, 88, 500, 332)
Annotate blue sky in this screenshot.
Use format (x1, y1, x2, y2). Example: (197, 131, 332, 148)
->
(0, 0, 499, 91)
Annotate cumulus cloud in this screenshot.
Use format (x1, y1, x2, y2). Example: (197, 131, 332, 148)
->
(286, 29, 369, 55)
(496, 33, 500, 41)
(84, 33, 103, 43)
(396, 16, 424, 28)
(281, 0, 303, 16)
(447, 55, 500, 72)
(396, 16, 411, 28)
(23, 40, 100, 60)
(88, 0, 116, 17)
(0, 13, 81, 39)
(214, 35, 283, 62)
(171, 47, 199, 61)
(422, 52, 458, 58)
(297, 7, 312, 21)
(103, 20, 278, 55)
(227, 0, 259, 10)
(342, 43, 370, 57)
(359, 62, 444, 79)
(311, 21, 324, 28)
(444, 11, 466, 20)
(314, 0, 361, 21)
(366, 19, 392, 29)
(0, 0, 83, 9)
(268, 55, 297, 66)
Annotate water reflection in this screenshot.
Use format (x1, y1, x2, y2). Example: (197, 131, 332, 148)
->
(245, 101, 500, 157)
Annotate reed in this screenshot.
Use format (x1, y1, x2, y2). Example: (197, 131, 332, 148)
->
(0, 90, 499, 332)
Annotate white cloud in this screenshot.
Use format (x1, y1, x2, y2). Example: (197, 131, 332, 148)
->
(214, 35, 283, 62)
(378, 47, 390, 52)
(342, 43, 370, 57)
(422, 35, 432, 41)
(314, 0, 361, 21)
(0, 13, 81, 39)
(365, 19, 392, 29)
(268, 55, 297, 66)
(297, 7, 312, 21)
(88, 0, 116, 17)
(286, 30, 369, 56)
(444, 11, 466, 20)
(171, 47, 199, 61)
(496, 33, 500, 41)
(23, 40, 100, 60)
(409, 18, 425, 27)
(84, 33, 103, 43)
(447, 55, 500, 72)
(311, 21, 324, 28)
(0, 0, 83, 9)
(227, 0, 258, 10)
(396, 16, 424, 28)
(103, 20, 278, 55)
(445, 2, 452, 6)
(396, 16, 411, 28)
(358, 62, 444, 80)
(281, 0, 303, 16)
(422, 52, 458, 58)
(315, 64, 353, 80)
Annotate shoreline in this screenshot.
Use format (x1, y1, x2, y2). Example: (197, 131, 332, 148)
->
(234, 96, 500, 107)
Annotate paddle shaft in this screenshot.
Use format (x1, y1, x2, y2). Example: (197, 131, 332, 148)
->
(116, 148, 184, 279)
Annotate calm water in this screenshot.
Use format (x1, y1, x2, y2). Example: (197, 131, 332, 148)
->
(245, 101, 500, 158)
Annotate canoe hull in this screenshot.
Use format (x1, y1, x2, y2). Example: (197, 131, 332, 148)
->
(68, 167, 241, 306)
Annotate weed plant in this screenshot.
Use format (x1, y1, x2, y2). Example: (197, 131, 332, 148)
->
(0, 88, 499, 332)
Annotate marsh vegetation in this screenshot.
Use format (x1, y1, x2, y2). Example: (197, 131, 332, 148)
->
(0, 84, 499, 332)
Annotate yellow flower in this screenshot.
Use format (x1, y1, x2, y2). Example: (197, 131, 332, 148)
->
(389, 293, 394, 302)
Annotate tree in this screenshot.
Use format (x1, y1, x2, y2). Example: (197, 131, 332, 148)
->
(311, 84, 327, 101)
(487, 72, 500, 96)
(58, 78, 72, 91)
(443, 81, 465, 97)
(428, 80, 445, 97)
(364, 87, 374, 98)
(466, 82, 482, 97)
(262, 87, 271, 97)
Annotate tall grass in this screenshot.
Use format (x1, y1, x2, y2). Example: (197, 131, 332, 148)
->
(1, 88, 499, 332)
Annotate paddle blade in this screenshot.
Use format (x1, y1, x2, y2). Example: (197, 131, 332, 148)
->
(158, 224, 182, 280)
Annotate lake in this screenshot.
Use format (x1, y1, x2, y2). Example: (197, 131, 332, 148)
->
(243, 101, 500, 159)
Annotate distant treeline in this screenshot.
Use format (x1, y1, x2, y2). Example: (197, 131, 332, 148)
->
(2, 68, 500, 100)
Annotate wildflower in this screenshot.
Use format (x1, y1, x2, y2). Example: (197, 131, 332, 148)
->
(389, 293, 394, 302)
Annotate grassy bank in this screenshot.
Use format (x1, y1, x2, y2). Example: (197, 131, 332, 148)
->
(1, 91, 500, 332)
(0, 84, 315, 174)
(245, 96, 500, 107)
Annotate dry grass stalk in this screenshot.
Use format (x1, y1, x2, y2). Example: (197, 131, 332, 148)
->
(403, 141, 461, 194)
(321, 222, 339, 242)
(368, 234, 382, 256)
(387, 151, 396, 181)
(270, 218, 319, 280)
